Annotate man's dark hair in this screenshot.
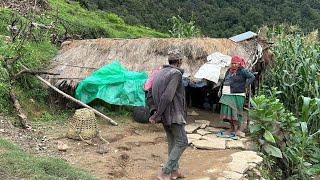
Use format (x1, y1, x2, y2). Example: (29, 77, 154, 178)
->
(168, 53, 182, 65)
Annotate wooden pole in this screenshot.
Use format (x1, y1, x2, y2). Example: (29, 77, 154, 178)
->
(37, 74, 118, 125)
(22, 66, 118, 126)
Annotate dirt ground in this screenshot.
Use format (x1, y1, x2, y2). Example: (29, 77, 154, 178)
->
(0, 109, 243, 180)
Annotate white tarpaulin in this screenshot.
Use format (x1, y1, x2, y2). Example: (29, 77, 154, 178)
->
(194, 52, 231, 83)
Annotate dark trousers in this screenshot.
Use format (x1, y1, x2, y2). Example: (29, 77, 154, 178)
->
(162, 123, 188, 174)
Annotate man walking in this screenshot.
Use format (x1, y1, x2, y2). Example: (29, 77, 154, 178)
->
(148, 53, 188, 180)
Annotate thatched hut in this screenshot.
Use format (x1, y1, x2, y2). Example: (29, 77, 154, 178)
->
(44, 38, 262, 95)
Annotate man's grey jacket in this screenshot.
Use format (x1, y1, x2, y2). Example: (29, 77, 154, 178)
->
(147, 65, 186, 126)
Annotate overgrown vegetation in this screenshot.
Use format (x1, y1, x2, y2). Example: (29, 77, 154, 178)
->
(249, 27, 320, 179)
(262, 26, 320, 135)
(76, 0, 320, 37)
(168, 15, 202, 38)
(0, 138, 95, 179)
(0, 0, 166, 123)
(250, 91, 319, 179)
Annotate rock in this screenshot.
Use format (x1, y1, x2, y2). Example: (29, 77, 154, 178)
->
(196, 129, 211, 136)
(205, 127, 224, 133)
(247, 170, 254, 177)
(120, 153, 129, 160)
(238, 132, 246, 138)
(187, 134, 202, 144)
(248, 163, 257, 170)
(195, 177, 211, 180)
(192, 139, 226, 150)
(188, 138, 197, 144)
(61, 40, 72, 47)
(252, 168, 261, 177)
(222, 171, 244, 180)
(195, 120, 210, 128)
(57, 141, 69, 151)
(240, 137, 252, 143)
(227, 151, 263, 175)
(228, 161, 250, 174)
(185, 123, 201, 133)
(187, 134, 202, 140)
(217, 177, 227, 180)
(188, 110, 199, 116)
(0, 129, 5, 133)
(226, 140, 245, 149)
(200, 124, 206, 129)
(201, 134, 217, 141)
(244, 141, 258, 151)
(212, 121, 231, 129)
(231, 151, 263, 165)
(206, 168, 218, 173)
(96, 144, 109, 154)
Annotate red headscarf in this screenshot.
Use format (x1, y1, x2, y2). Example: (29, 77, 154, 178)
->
(230, 55, 246, 74)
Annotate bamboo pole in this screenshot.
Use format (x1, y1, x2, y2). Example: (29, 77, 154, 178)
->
(22, 65, 118, 126)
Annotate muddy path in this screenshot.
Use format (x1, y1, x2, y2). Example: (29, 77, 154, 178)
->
(0, 109, 247, 180)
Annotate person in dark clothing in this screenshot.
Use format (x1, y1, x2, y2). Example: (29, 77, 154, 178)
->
(217, 55, 255, 139)
(148, 53, 188, 180)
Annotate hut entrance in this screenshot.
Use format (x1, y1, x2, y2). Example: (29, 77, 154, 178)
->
(133, 78, 222, 124)
(185, 80, 221, 113)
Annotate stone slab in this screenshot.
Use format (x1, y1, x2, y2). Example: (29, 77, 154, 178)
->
(205, 127, 225, 133)
(226, 140, 245, 149)
(192, 139, 226, 150)
(187, 133, 202, 140)
(197, 129, 211, 136)
(222, 171, 244, 180)
(185, 123, 201, 134)
(231, 151, 263, 165)
(228, 161, 250, 174)
(187, 134, 202, 144)
(188, 110, 199, 116)
(195, 177, 211, 180)
(195, 120, 211, 128)
(200, 134, 218, 142)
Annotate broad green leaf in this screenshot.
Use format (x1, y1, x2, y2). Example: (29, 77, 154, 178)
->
(263, 130, 276, 143)
(249, 124, 262, 134)
(263, 144, 283, 158)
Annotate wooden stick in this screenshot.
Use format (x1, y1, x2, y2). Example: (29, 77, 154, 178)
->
(9, 89, 30, 128)
(22, 65, 118, 126)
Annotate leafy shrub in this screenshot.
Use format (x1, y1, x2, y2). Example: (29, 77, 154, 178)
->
(249, 90, 319, 179)
(168, 15, 202, 38)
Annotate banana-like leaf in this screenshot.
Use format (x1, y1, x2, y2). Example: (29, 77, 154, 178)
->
(263, 144, 283, 158)
(264, 130, 276, 143)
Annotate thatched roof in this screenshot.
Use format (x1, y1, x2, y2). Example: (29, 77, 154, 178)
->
(44, 38, 258, 89)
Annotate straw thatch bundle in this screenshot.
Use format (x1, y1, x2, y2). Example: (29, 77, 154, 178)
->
(44, 38, 258, 92)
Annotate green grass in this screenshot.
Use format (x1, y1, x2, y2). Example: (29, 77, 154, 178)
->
(45, 0, 168, 38)
(0, 138, 95, 179)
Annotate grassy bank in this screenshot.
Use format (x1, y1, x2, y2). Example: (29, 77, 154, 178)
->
(0, 138, 95, 179)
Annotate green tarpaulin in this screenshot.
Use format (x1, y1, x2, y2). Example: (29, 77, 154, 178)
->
(75, 61, 147, 107)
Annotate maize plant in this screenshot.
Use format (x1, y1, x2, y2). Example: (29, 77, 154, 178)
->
(262, 26, 320, 135)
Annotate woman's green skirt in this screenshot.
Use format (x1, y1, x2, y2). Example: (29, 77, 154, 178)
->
(219, 94, 245, 124)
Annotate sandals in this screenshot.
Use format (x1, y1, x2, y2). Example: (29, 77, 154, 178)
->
(216, 131, 231, 138)
(216, 131, 239, 140)
(229, 132, 239, 140)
